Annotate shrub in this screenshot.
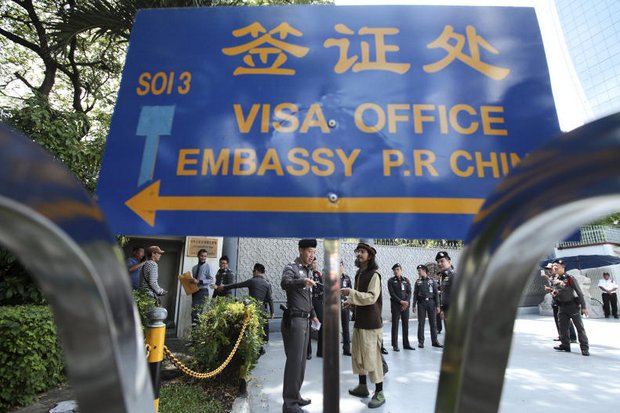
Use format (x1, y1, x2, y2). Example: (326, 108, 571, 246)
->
(0, 305, 64, 410)
(0, 248, 45, 305)
(186, 297, 264, 387)
(133, 288, 157, 330)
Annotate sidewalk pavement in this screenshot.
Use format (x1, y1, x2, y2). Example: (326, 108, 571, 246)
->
(12, 313, 620, 412)
(244, 313, 620, 413)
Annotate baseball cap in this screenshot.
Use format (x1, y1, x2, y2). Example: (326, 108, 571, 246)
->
(148, 246, 164, 254)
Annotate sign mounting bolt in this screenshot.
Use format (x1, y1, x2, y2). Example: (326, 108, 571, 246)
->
(328, 192, 338, 203)
(328, 119, 337, 128)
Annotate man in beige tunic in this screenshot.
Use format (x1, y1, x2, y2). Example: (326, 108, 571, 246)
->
(341, 242, 385, 408)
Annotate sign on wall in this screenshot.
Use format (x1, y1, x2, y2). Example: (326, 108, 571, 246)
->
(186, 237, 219, 257)
(96, 5, 560, 239)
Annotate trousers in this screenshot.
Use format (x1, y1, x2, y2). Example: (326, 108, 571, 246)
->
(390, 302, 410, 348)
(417, 299, 439, 345)
(558, 303, 589, 351)
(601, 292, 618, 317)
(282, 316, 310, 413)
(341, 307, 351, 353)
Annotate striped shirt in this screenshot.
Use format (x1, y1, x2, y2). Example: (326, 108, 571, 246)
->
(141, 260, 165, 296)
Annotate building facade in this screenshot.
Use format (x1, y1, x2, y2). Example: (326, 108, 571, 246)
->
(554, 0, 620, 119)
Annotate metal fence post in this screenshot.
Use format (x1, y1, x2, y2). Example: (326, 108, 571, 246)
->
(323, 239, 340, 413)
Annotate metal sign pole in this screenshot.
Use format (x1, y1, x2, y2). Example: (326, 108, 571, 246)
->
(323, 239, 340, 413)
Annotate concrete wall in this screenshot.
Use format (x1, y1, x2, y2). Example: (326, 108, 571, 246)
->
(236, 238, 463, 320)
(169, 237, 549, 336)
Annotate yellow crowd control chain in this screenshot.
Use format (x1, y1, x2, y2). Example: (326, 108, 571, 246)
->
(162, 311, 251, 379)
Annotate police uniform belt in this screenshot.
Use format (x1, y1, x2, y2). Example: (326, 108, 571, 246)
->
(289, 309, 311, 318)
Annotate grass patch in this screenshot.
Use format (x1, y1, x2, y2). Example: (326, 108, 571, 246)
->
(159, 382, 224, 413)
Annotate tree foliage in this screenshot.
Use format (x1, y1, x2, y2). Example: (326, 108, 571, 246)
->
(590, 213, 620, 228)
(1, 0, 125, 116)
(1, 0, 124, 197)
(1, 0, 333, 191)
(49, 0, 333, 52)
(5, 94, 106, 192)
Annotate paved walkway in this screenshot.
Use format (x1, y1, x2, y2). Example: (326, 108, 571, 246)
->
(12, 314, 620, 412)
(246, 314, 620, 413)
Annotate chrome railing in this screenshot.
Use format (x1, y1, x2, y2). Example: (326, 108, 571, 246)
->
(435, 112, 620, 413)
(0, 123, 155, 412)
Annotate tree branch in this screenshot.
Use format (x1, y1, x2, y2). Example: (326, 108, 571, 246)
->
(0, 26, 41, 54)
(13, 71, 36, 91)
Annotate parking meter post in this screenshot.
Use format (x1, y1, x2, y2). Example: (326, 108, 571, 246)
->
(146, 307, 168, 412)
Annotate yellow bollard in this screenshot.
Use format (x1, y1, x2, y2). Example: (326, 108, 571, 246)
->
(145, 307, 168, 412)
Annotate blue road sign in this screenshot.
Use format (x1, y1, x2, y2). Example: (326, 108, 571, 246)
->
(97, 5, 560, 239)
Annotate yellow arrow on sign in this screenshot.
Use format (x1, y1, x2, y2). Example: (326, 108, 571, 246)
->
(125, 180, 484, 226)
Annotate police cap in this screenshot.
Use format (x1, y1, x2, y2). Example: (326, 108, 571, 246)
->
(416, 264, 429, 272)
(391, 263, 401, 270)
(298, 239, 317, 249)
(435, 251, 451, 261)
(552, 258, 565, 266)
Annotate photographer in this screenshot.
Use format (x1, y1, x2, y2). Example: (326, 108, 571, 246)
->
(550, 259, 590, 356)
(541, 262, 576, 343)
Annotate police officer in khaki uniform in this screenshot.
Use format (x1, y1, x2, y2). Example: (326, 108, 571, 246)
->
(413, 264, 443, 348)
(280, 239, 320, 413)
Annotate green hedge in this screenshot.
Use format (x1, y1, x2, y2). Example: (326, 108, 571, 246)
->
(0, 305, 64, 410)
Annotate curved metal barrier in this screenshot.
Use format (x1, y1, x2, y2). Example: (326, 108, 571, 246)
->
(0, 123, 154, 412)
(435, 112, 620, 413)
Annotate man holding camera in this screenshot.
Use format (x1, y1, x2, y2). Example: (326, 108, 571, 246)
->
(550, 258, 590, 356)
